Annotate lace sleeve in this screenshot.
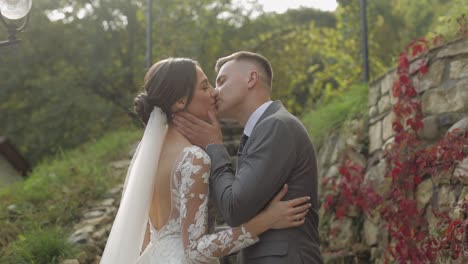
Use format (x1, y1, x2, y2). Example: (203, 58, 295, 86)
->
(178, 147, 259, 264)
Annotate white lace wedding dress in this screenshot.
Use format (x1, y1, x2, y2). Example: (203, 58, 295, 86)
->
(136, 146, 258, 264)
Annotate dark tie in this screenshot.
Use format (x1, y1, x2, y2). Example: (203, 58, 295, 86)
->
(238, 134, 249, 156)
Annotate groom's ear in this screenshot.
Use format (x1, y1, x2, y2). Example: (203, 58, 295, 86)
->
(247, 71, 259, 89)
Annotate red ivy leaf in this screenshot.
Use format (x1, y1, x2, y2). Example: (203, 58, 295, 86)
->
(393, 121, 404, 133)
(339, 165, 349, 178)
(398, 54, 410, 69)
(419, 65, 428, 74)
(393, 81, 402, 97)
(406, 86, 417, 97)
(336, 208, 345, 219)
(326, 194, 334, 207)
(414, 175, 422, 185)
(391, 167, 401, 181)
(400, 75, 411, 86)
(412, 44, 423, 56)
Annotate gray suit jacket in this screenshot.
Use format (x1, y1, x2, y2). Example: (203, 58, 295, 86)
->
(206, 101, 323, 264)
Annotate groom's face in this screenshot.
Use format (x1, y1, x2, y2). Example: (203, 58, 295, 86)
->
(215, 60, 248, 118)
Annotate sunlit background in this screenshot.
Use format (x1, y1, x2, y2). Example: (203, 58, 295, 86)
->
(239, 0, 338, 12)
(0, 0, 467, 262)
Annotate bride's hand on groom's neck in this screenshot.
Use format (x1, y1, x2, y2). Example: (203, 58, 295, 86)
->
(173, 111, 223, 149)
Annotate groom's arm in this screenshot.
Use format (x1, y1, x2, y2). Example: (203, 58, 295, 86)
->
(206, 118, 297, 227)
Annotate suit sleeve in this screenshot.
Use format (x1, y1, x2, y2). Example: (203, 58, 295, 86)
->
(206, 118, 297, 226)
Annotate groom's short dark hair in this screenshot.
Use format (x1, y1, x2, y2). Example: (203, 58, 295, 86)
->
(215, 51, 273, 88)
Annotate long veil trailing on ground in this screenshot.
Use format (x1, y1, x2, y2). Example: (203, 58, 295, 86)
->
(100, 107, 167, 264)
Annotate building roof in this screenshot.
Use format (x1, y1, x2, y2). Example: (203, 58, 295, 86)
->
(0, 137, 31, 176)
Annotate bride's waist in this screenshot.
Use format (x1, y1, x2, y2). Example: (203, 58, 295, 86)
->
(138, 235, 185, 263)
(150, 232, 181, 243)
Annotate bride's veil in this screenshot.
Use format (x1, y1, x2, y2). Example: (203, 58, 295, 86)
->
(100, 107, 167, 264)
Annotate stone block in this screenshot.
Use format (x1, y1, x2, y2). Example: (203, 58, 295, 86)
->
(416, 179, 433, 210)
(422, 79, 468, 115)
(369, 121, 382, 154)
(110, 160, 131, 170)
(437, 38, 468, 58)
(365, 161, 387, 184)
(409, 58, 426, 75)
(363, 218, 379, 246)
(448, 116, 468, 133)
(449, 58, 468, 79)
(437, 185, 456, 212)
(91, 226, 111, 241)
(330, 137, 344, 165)
(96, 198, 115, 207)
(382, 112, 395, 141)
(451, 186, 468, 220)
(68, 225, 96, 244)
(369, 106, 378, 119)
(414, 60, 445, 93)
(369, 82, 381, 106)
(328, 217, 355, 250)
(347, 150, 367, 168)
(454, 157, 468, 184)
(378, 94, 391, 114)
(319, 134, 338, 167)
(381, 71, 397, 95)
(325, 165, 340, 179)
(419, 115, 440, 140)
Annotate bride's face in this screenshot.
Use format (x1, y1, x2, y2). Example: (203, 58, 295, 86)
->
(184, 66, 216, 121)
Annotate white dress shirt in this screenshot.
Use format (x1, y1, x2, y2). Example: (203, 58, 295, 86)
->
(243, 101, 273, 137)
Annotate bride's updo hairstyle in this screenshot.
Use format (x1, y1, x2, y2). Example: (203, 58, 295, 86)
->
(134, 58, 198, 125)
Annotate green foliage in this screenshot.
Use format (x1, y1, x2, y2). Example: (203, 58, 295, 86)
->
(1, 0, 461, 165)
(301, 83, 368, 146)
(0, 0, 255, 165)
(0, 0, 134, 164)
(0, 128, 141, 261)
(0, 228, 76, 264)
(430, 0, 468, 39)
(233, 8, 360, 114)
(338, 0, 454, 67)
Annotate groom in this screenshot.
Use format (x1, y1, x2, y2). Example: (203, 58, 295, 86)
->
(174, 51, 323, 263)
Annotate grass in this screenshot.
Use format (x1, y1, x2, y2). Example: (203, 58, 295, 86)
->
(0, 127, 141, 263)
(0, 229, 76, 264)
(301, 83, 369, 147)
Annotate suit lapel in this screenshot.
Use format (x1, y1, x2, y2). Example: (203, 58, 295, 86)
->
(237, 100, 284, 167)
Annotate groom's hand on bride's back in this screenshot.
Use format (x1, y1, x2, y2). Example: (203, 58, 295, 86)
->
(173, 111, 223, 149)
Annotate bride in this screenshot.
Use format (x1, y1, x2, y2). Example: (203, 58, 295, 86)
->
(100, 58, 311, 264)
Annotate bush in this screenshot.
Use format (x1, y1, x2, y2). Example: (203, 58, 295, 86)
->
(0, 228, 75, 264)
(301, 83, 368, 146)
(430, 0, 468, 39)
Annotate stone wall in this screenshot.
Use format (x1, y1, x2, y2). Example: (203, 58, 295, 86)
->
(318, 37, 468, 263)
